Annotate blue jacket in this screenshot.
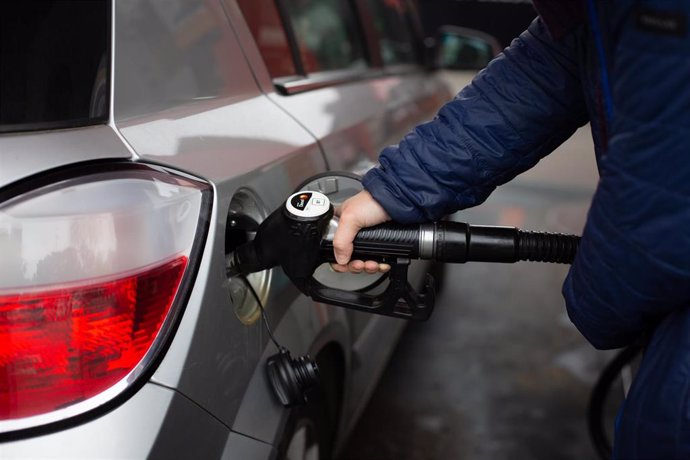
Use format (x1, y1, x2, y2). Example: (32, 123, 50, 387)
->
(363, 2, 690, 458)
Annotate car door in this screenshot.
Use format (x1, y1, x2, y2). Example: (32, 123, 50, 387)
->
(229, 0, 451, 433)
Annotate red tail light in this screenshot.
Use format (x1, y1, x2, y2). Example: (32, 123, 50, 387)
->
(0, 256, 187, 420)
(0, 164, 210, 432)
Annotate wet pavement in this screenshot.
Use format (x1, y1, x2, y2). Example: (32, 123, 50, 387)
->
(340, 127, 614, 460)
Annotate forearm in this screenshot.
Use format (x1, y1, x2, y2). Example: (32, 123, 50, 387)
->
(364, 17, 589, 223)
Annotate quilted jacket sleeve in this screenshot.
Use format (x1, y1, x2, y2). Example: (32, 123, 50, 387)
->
(362, 17, 589, 223)
(563, 1, 690, 350)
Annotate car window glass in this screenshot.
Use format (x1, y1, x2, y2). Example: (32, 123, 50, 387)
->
(367, 0, 416, 66)
(282, 0, 366, 74)
(0, 1, 109, 133)
(236, 0, 298, 79)
(439, 33, 494, 70)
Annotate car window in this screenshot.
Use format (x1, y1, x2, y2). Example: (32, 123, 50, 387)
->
(0, 1, 109, 133)
(236, 0, 298, 79)
(281, 0, 367, 74)
(367, 0, 417, 66)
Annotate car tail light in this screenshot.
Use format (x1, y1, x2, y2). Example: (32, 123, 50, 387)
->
(0, 164, 211, 432)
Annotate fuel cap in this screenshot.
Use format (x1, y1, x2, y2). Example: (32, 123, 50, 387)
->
(266, 347, 320, 407)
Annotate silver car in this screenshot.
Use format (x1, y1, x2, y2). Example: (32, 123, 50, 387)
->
(0, 1, 450, 458)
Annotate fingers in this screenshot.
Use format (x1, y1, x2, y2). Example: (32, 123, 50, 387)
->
(331, 263, 349, 273)
(330, 261, 360, 273)
(330, 261, 391, 274)
(362, 261, 390, 274)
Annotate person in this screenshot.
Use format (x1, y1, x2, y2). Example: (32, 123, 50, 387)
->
(331, 1, 690, 458)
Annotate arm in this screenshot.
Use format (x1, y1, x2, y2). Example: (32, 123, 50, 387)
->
(563, 4, 690, 349)
(333, 17, 588, 266)
(362, 17, 589, 223)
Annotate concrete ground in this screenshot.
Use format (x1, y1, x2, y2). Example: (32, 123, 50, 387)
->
(340, 102, 616, 459)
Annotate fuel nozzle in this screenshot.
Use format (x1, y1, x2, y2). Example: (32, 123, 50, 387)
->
(226, 190, 334, 287)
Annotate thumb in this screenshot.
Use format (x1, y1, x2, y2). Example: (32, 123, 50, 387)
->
(333, 215, 362, 265)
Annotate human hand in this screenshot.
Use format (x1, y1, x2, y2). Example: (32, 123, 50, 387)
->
(332, 190, 392, 274)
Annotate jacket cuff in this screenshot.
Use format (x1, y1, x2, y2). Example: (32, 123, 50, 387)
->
(362, 167, 426, 224)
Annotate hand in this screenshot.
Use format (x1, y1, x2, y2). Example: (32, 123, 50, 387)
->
(332, 190, 392, 274)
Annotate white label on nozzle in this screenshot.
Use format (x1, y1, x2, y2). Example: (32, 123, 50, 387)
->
(285, 191, 330, 218)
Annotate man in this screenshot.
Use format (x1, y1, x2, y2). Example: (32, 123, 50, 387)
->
(332, 1, 690, 458)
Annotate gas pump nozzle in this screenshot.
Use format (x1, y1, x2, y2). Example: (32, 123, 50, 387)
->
(227, 190, 580, 321)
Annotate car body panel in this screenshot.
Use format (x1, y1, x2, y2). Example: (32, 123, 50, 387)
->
(0, 383, 275, 460)
(230, 314, 351, 445)
(111, 0, 257, 122)
(0, 125, 132, 189)
(267, 74, 448, 172)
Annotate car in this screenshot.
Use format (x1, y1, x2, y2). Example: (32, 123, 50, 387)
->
(0, 1, 452, 458)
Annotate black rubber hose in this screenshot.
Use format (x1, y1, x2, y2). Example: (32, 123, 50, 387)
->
(517, 230, 581, 264)
(587, 343, 643, 460)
